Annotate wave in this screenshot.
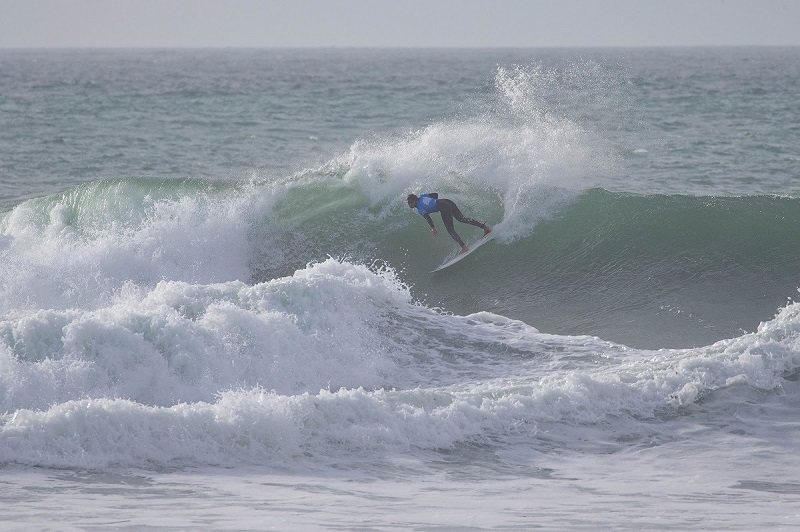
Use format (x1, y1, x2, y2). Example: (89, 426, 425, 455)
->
(3, 167, 800, 349)
(248, 181, 800, 348)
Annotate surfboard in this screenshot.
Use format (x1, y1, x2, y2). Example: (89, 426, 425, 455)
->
(432, 232, 494, 272)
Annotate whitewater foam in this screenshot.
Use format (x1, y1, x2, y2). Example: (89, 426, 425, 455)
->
(3, 254, 800, 469)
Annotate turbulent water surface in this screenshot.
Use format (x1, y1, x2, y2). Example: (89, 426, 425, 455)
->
(2, 47, 800, 529)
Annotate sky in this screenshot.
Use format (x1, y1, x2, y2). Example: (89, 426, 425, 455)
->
(1, 0, 799, 49)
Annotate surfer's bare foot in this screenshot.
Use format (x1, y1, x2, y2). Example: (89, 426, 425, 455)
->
(483, 227, 492, 236)
(460, 245, 469, 254)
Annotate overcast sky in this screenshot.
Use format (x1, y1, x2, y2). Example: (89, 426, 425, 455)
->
(1, 0, 799, 49)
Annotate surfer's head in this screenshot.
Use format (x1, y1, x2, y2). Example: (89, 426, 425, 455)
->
(407, 194, 418, 208)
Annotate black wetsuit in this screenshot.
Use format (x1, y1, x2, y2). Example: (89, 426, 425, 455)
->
(419, 193, 489, 247)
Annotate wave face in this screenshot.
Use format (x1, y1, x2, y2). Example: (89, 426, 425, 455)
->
(435, 189, 800, 348)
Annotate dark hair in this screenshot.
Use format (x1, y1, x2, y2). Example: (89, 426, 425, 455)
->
(407, 194, 418, 202)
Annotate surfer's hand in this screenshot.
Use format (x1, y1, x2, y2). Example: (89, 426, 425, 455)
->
(431, 227, 438, 235)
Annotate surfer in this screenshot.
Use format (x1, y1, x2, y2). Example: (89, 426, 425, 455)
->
(407, 193, 491, 253)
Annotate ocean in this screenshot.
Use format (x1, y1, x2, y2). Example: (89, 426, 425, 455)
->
(1, 47, 799, 529)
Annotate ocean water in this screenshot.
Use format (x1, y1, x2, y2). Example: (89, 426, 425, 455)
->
(1, 47, 800, 529)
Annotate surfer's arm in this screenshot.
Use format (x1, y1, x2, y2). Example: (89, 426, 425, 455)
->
(422, 214, 436, 233)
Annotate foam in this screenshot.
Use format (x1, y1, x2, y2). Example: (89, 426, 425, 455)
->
(0, 259, 413, 412)
(3, 259, 799, 468)
(0, 180, 262, 313)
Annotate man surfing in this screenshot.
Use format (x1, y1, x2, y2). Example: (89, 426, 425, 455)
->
(407, 193, 491, 253)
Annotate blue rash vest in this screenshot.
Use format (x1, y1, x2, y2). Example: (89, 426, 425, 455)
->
(415, 194, 438, 216)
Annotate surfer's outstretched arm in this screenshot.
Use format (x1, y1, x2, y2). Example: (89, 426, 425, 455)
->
(423, 214, 437, 234)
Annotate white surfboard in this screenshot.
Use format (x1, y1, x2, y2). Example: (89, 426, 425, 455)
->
(432, 232, 495, 272)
